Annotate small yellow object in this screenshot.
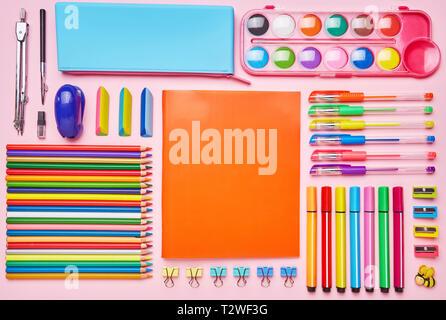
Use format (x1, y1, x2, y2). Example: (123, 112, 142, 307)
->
(119, 88, 132, 136)
(425, 121, 435, 128)
(186, 267, 203, 278)
(377, 48, 400, 70)
(413, 225, 438, 238)
(162, 266, 179, 277)
(162, 266, 179, 287)
(96, 86, 110, 136)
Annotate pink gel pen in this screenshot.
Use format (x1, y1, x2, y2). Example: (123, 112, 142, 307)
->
(393, 187, 404, 292)
(364, 187, 375, 292)
(311, 150, 436, 161)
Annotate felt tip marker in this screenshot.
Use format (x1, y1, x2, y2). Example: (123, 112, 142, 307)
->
(393, 187, 404, 293)
(364, 187, 375, 292)
(350, 187, 361, 292)
(309, 134, 435, 146)
(378, 187, 390, 293)
(308, 90, 433, 103)
(321, 186, 332, 292)
(335, 187, 347, 293)
(306, 186, 317, 292)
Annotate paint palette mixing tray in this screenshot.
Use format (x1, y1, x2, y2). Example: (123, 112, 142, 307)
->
(241, 6, 440, 78)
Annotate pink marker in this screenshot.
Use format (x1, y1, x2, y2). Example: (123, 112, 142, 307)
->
(393, 187, 404, 292)
(311, 150, 436, 161)
(364, 186, 375, 292)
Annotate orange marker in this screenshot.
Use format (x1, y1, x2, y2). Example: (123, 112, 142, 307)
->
(307, 186, 317, 292)
(309, 91, 433, 103)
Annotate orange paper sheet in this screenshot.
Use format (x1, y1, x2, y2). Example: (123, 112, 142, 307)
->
(162, 90, 300, 258)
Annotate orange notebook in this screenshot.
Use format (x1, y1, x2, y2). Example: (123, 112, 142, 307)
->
(162, 90, 300, 258)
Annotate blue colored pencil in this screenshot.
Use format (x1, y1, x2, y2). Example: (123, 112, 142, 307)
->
(7, 230, 152, 237)
(7, 187, 151, 195)
(6, 266, 153, 273)
(7, 206, 150, 213)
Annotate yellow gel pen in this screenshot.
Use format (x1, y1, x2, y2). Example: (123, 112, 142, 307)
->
(310, 119, 434, 130)
(335, 187, 346, 293)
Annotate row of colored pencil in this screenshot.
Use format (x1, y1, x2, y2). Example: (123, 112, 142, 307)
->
(5, 144, 153, 280)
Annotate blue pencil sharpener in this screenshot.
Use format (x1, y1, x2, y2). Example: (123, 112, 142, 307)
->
(55, 84, 85, 139)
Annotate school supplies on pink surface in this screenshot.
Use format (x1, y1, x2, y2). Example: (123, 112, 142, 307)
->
(241, 6, 440, 78)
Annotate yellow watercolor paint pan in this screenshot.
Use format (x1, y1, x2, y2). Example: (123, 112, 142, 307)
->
(96, 86, 110, 136)
(119, 88, 132, 136)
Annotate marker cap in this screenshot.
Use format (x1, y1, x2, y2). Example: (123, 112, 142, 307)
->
(393, 186, 404, 212)
(321, 186, 332, 212)
(335, 187, 346, 212)
(307, 186, 317, 212)
(378, 186, 389, 212)
(349, 186, 360, 212)
(364, 186, 375, 212)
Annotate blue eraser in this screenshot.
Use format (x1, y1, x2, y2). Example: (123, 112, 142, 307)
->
(140, 88, 153, 137)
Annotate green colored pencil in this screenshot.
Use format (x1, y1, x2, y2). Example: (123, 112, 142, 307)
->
(7, 181, 146, 189)
(7, 162, 149, 170)
(6, 261, 152, 267)
(6, 218, 151, 225)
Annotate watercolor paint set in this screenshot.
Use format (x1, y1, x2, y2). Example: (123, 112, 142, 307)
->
(241, 6, 440, 77)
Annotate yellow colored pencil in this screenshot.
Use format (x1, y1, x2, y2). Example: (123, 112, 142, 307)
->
(6, 175, 151, 182)
(7, 193, 152, 201)
(7, 236, 150, 243)
(6, 273, 152, 279)
(7, 156, 152, 164)
(6, 254, 152, 261)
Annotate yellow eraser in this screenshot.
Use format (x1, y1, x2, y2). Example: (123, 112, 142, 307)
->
(96, 86, 110, 136)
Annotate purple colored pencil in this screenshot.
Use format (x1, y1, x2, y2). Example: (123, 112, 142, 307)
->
(7, 187, 151, 195)
(6, 150, 151, 158)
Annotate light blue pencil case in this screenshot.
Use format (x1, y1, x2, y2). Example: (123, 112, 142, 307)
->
(55, 2, 238, 79)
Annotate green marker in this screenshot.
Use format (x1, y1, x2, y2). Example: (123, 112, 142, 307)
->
(378, 186, 390, 293)
(308, 105, 433, 116)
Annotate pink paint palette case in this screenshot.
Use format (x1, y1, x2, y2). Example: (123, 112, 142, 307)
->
(241, 6, 440, 78)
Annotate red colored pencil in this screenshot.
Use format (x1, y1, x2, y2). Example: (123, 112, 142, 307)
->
(321, 186, 333, 292)
(7, 242, 152, 249)
(6, 144, 151, 152)
(7, 200, 152, 207)
(6, 168, 152, 177)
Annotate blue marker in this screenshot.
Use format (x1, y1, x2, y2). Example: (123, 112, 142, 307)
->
(309, 134, 435, 146)
(350, 187, 361, 292)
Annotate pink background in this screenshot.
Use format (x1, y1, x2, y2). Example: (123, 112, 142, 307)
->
(0, 0, 444, 299)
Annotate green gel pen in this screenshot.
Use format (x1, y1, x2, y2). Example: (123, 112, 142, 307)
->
(378, 186, 390, 293)
(308, 105, 433, 116)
